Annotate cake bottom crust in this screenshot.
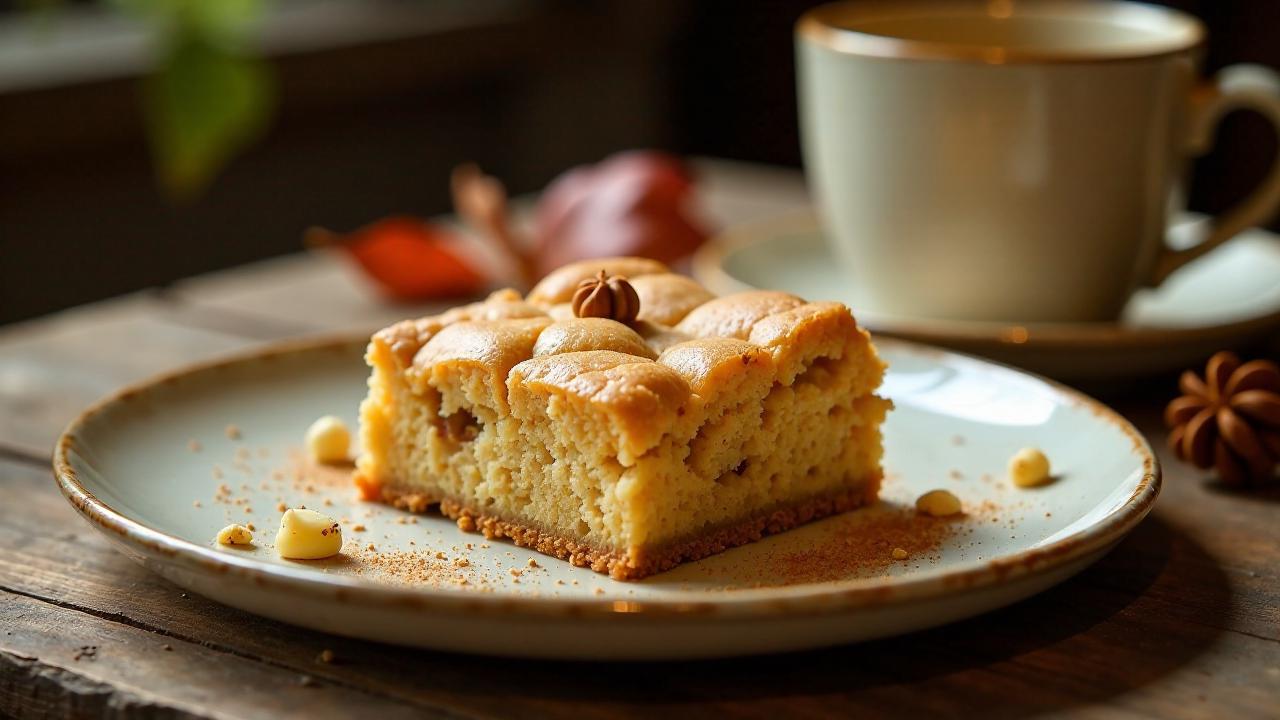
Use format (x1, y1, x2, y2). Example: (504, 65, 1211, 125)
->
(378, 476, 881, 580)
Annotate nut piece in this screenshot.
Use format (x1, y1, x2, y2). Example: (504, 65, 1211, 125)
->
(215, 523, 254, 546)
(570, 270, 640, 324)
(276, 508, 343, 559)
(915, 489, 963, 516)
(1009, 447, 1052, 488)
(305, 415, 350, 464)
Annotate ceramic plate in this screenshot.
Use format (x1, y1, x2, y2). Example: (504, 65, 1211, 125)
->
(694, 211, 1280, 381)
(55, 336, 1157, 660)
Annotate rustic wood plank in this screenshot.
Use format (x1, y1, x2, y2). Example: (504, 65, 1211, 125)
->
(7, 155, 1278, 719)
(0, 590, 436, 720)
(3, 401, 1277, 720)
(166, 251, 462, 338)
(0, 294, 266, 460)
(1112, 398, 1280, 643)
(4, 153, 1277, 716)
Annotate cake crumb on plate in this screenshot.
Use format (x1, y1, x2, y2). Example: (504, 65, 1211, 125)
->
(215, 524, 253, 546)
(1009, 447, 1052, 487)
(915, 489, 963, 517)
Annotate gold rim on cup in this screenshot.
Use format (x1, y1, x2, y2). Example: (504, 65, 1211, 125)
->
(797, 0, 1206, 65)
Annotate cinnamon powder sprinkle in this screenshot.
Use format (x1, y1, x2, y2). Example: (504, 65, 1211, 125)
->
(340, 545, 494, 589)
(758, 504, 962, 585)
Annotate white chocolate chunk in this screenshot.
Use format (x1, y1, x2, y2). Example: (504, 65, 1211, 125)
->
(275, 508, 342, 559)
(215, 524, 254, 546)
(915, 489, 962, 516)
(305, 415, 350, 464)
(1009, 447, 1052, 488)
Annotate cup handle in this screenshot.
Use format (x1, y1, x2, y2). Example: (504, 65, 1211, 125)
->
(1149, 64, 1280, 286)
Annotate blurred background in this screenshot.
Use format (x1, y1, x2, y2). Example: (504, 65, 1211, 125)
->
(2, 0, 1278, 325)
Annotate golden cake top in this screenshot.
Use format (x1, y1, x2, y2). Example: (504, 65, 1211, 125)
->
(368, 257, 884, 459)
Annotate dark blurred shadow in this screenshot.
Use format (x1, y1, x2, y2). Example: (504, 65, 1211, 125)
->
(1203, 479, 1280, 504)
(438, 513, 1228, 716)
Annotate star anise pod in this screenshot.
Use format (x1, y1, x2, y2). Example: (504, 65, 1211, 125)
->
(571, 270, 640, 324)
(1165, 351, 1280, 487)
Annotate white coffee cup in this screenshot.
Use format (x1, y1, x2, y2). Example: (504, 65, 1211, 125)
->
(797, 0, 1280, 323)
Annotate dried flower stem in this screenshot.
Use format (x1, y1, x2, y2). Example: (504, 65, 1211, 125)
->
(451, 163, 537, 288)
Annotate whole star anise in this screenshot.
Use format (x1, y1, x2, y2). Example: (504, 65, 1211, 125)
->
(571, 270, 640, 324)
(1165, 351, 1280, 487)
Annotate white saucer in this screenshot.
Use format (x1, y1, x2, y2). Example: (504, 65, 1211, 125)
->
(55, 336, 1156, 659)
(694, 211, 1280, 381)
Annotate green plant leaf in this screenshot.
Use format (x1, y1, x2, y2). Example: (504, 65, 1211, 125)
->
(145, 26, 272, 198)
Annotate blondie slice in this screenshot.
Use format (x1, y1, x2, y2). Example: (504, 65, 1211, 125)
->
(355, 257, 889, 579)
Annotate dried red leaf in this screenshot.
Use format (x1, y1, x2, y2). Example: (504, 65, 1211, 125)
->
(532, 151, 711, 277)
(308, 217, 486, 301)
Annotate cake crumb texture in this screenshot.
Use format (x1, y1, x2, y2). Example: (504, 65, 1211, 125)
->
(356, 257, 889, 579)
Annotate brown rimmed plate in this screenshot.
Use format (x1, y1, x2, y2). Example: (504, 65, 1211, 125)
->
(54, 335, 1157, 659)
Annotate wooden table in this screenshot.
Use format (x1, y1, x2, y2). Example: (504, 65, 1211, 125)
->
(2, 161, 1277, 719)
